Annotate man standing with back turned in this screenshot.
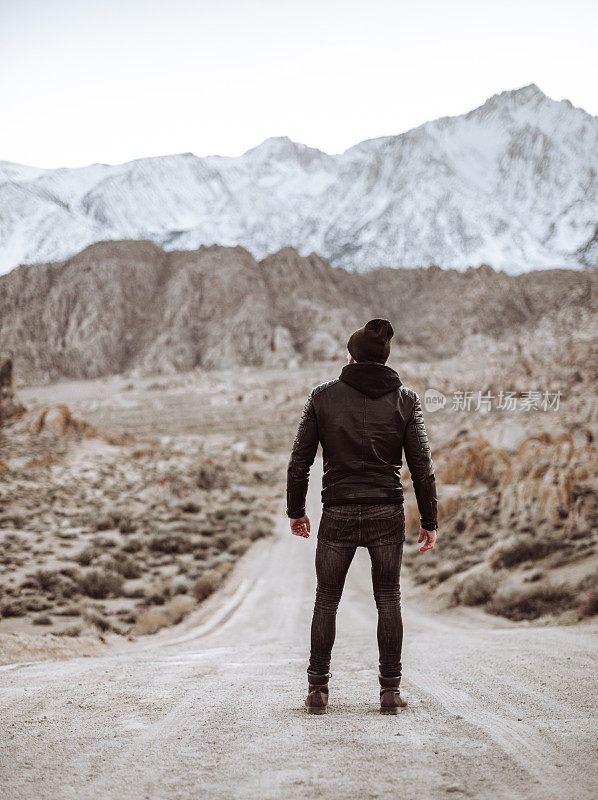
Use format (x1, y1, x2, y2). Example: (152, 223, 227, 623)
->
(286, 319, 438, 715)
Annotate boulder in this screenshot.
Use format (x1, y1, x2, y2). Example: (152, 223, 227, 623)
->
(0, 356, 25, 424)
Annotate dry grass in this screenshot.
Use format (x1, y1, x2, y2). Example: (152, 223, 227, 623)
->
(485, 580, 576, 621)
(454, 570, 499, 606)
(129, 448, 159, 460)
(227, 537, 252, 556)
(25, 454, 64, 469)
(132, 595, 195, 635)
(55, 623, 83, 637)
(488, 535, 568, 570)
(165, 595, 194, 623)
(434, 433, 512, 487)
(193, 569, 223, 600)
(78, 568, 124, 599)
(422, 427, 597, 620)
(32, 614, 53, 625)
(577, 590, 598, 619)
(404, 499, 420, 533)
(0, 600, 27, 617)
(84, 610, 112, 632)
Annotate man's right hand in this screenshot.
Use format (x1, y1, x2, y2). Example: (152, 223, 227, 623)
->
(418, 527, 437, 553)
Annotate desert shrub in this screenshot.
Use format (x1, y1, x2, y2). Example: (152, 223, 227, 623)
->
(455, 571, 499, 606)
(438, 494, 461, 519)
(84, 611, 111, 632)
(121, 537, 144, 554)
(60, 566, 80, 580)
(148, 590, 168, 605)
(454, 518, 467, 533)
(523, 569, 544, 583)
(0, 600, 26, 617)
(25, 595, 52, 611)
(165, 595, 194, 624)
(489, 536, 565, 570)
(78, 568, 123, 599)
(91, 535, 119, 548)
(122, 584, 146, 599)
(132, 608, 169, 635)
(197, 463, 228, 490)
(180, 500, 201, 513)
(577, 590, 598, 619)
(169, 575, 190, 595)
(118, 517, 137, 534)
(486, 581, 575, 621)
(148, 532, 191, 554)
(5, 513, 26, 528)
(19, 577, 39, 590)
(227, 537, 252, 556)
(129, 447, 157, 459)
(56, 577, 78, 598)
(114, 555, 142, 579)
(435, 434, 511, 486)
(53, 603, 82, 617)
(131, 596, 192, 635)
(33, 568, 60, 592)
(436, 562, 461, 583)
(193, 570, 222, 601)
(74, 546, 97, 566)
(577, 570, 598, 591)
(55, 623, 82, 637)
(213, 560, 234, 578)
(248, 525, 272, 541)
(213, 532, 236, 551)
(133, 595, 194, 636)
(32, 614, 53, 625)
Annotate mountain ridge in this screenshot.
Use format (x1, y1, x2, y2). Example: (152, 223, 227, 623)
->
(1, 239, 595, 384)
(0, 84, 596, 275)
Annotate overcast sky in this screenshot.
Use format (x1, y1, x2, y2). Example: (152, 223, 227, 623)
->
(1, 0, 596, 168)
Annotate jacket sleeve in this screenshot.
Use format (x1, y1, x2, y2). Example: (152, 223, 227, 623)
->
(286, 389, 319, 518)
(403, 393, 438, 531)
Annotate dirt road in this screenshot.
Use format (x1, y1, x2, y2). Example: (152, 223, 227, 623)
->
(1, 458, 597, 800)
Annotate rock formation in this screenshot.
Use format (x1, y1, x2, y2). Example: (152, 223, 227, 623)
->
(0, 241, 595, 384)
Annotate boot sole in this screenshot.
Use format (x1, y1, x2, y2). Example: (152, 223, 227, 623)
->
(306, 706, 328, 714)
(380, 704, 407, 714)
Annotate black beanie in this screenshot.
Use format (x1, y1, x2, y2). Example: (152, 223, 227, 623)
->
(347, 318, 394, 364)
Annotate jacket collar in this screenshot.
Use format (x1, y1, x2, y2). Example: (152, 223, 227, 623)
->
(339, 360, 402, 399)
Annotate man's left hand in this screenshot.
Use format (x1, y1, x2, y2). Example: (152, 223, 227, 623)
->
(290, 515, 311, 538)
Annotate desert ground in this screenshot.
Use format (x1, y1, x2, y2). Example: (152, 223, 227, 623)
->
(1, 456, 597, 800)
(1, 358, 597, 799)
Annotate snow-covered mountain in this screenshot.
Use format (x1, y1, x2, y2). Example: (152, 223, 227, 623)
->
(1, 84, 596, 275)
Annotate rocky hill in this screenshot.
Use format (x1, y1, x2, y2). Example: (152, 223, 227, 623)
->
(0, 240, 596, 384)
(1, 84, 596, 275)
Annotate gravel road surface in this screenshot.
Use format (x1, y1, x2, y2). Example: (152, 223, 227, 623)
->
(1, 459, 596, 800)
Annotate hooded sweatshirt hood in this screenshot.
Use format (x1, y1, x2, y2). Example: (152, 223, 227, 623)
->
(339, 360, 402, 399)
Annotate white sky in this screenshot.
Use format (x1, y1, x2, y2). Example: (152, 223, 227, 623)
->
(0, 0, 596, 168)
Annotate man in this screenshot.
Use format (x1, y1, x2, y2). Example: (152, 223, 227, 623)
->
(286, 318, 438, 715)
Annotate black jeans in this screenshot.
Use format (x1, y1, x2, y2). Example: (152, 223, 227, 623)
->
(308, 502, 405, 681)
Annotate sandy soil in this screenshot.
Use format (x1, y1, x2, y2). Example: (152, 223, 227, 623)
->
(1, 458, 596, 800)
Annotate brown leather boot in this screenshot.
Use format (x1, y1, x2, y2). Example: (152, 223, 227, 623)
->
(379, 675, 407, 714)
(305, 672, 331, 714)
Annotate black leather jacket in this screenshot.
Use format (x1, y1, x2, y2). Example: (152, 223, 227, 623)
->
(286, 361, 438, 530)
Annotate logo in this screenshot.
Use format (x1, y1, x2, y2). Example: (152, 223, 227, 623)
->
(424, 388, 446, 413)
